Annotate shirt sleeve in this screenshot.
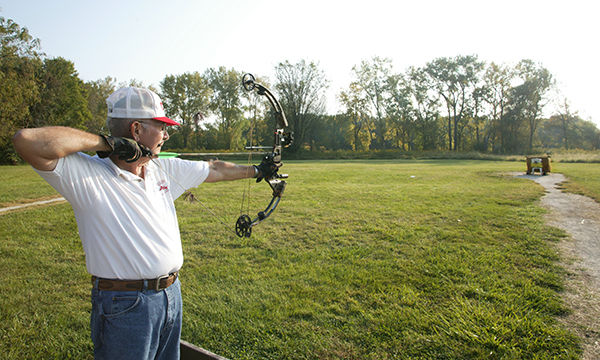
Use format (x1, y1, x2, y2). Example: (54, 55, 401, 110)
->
(33, 153, 94, 207)
(158, 158, 210, 199)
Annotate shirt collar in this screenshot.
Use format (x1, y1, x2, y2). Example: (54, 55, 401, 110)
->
(97, 156, 146, 182)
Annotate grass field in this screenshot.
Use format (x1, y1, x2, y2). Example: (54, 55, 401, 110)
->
(0, 165, 60, 207)
(553, 162, 600, 202)
(1, 159, 598, 359)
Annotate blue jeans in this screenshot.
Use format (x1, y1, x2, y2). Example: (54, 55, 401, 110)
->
(91, 278, 182, 360)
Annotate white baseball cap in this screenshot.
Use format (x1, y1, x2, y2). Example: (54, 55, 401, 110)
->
(106, 87, 180, 126)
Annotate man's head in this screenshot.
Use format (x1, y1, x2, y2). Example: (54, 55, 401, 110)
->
(106, 87, 180, 155)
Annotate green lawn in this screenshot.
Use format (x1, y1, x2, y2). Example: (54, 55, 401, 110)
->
(1, 160, 592, 359)
(0, 165, 60, 206)
(552, 162, 600, 202)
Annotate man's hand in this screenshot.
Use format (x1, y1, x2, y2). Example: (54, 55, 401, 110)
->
(97, 135, 153, 162)
(254, 153, 281, 183)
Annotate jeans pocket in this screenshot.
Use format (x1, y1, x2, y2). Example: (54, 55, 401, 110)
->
(103, 294, 141, 318)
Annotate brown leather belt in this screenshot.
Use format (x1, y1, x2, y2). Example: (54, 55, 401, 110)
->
(92, 272, 178, 291)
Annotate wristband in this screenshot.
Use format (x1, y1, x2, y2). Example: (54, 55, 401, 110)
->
(252, 165, 259, 178)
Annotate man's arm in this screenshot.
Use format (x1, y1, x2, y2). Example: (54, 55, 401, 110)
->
(204, 160, 256, 183)
(12, 127, 110, 171)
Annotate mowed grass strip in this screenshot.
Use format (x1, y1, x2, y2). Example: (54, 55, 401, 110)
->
(553, 162, 600, 202)
(0, 165, 60, 207)
(0, 160, 582, 359)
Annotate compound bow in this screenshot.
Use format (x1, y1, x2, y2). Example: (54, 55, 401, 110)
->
(235, 73, 292, 237)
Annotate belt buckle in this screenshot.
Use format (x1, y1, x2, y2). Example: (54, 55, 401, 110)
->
(154, 274, 169, 291)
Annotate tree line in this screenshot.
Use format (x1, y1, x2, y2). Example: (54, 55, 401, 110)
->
(336, 56, 599, 154)
(2, 16, 599, 164)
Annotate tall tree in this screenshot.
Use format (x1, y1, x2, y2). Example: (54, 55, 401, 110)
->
(204, 67, 245, 150)
(275, 59, 328, 152)
(425, 55, 484, 151)
(405, 66, 441, 150)
(310, 114, 353, 151)
(31, 57, 92, 129)
(480, 62, 514, 152)
(384, 73, 414, 150)
(502, 83, 533, 153)
(514, 59, 553, 152)
(350, 57, 392, 149)
(84, 76, 116, 134)
(0, 17, 42, 163)
(557, 98, 575, 149)
(339, 82, 371, 151)
(160, 72, 211, 149)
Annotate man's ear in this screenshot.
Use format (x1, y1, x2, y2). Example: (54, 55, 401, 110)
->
(130, 121, 142, 141)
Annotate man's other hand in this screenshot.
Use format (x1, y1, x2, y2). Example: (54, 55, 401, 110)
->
(98, 135, 153, 162)
(254, 153, 281, 182)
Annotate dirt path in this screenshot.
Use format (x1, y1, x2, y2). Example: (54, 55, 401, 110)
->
(0, 197, 65, 214)
(516, 173, 600, 359)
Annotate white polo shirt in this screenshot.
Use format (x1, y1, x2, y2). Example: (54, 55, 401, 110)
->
(35, 153, 209, 280)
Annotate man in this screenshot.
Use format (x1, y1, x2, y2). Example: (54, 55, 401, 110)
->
(12, 87, 278, 359)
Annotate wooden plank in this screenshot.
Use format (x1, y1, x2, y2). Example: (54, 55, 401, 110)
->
(180, 340, 229, 360)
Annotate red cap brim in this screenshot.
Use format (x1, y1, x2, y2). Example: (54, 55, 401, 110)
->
(153, 117, 181, 126)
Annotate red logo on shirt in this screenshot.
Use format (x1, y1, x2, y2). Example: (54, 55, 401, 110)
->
(157, 180, 169, 192)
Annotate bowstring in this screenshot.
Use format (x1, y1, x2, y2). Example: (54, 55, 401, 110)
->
(240, 104, 256, 218)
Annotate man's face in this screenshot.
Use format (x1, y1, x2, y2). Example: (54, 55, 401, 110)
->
(137, 119, 170, 155)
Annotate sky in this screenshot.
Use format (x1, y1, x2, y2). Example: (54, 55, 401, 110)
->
(2, 0, 599, 125)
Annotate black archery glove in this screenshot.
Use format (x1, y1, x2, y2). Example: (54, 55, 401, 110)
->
(97, 135, 153, 163)
(254, 153, 280, 183)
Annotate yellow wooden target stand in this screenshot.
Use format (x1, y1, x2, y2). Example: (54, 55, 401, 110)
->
(526, 155, 551, 175)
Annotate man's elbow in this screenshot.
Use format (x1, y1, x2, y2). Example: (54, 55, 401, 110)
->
(11, 128, 56, 171)
(205, 160, 223, 183)
(12, 129, 30, 156)
(204, 171, 221, 183)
